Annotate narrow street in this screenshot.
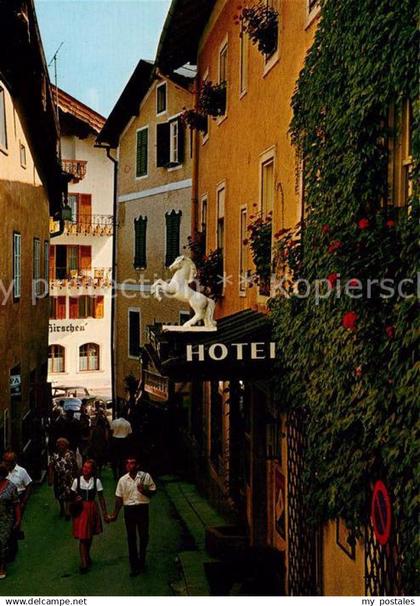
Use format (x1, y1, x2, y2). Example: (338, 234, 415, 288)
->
(0, 471, 186, 596)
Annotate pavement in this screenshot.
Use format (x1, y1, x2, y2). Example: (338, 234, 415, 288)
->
(0, 469, 185, 596)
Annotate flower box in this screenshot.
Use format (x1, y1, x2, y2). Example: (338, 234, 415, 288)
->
(238, 2, 279, 57)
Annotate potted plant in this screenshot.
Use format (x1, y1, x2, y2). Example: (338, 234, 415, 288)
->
(246, 210, 273, 295)
(236, 2, 279, 57)
(180, 108, 208, 133)
(198, 81, 227, 117)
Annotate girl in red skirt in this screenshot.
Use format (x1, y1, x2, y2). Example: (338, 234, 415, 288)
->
(71, 459, 109, 573)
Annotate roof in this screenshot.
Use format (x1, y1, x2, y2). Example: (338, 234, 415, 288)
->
(0, 0, 64, 211)
(52, 86, 106, 135)
(144, 309, 276, 381)
(97, 60, 155, 147)
(156, 0, 216, 73)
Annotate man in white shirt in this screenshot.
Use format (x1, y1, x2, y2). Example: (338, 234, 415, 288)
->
(3, 451, 32, 511)
(110, 414, 133, 480)
(110, 457, 156, 576)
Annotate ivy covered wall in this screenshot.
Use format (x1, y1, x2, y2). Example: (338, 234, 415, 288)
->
(270, 0, 418, 592)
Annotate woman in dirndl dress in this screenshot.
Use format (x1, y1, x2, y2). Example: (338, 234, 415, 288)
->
(71, 459, 109, 573)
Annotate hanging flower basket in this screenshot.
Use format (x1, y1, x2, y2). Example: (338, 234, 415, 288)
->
(185, 233, 224, 299)
(198, 81, 227, 117)
(237, 2, 279, 57)
(180, 109, 208, 133)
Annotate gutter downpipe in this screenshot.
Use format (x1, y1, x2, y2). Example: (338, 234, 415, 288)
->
(95, 143, 118, 417)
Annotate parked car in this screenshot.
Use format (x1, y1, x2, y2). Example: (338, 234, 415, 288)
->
(52, 385, 91, 400)
(52, 397, 83, 420)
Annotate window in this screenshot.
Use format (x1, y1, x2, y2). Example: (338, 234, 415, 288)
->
(69, 296, 104, 319)
(134, 216, 147, 269)
(388, 100, 413, 208)
(13, 233, 21, 300)
(261, 156, 275, 215)
(67, 193, 91, 225)
(239, 208, 248, 294)
(165, 210, 182, 266)
(48, 345, 65, 374)
(0, 86, 7, 151)
(20, 142, 26, 168)
(170, 120, 179, 164)
(50, 296, 66, 320)
(44, 241, 49, 292)
(200, 196, 208, 252)
(216, 186, 225, 255)
(239, 28, 249, 95)
(68, 194, 78, 222)
(33, 238, 41, 297)
(156, 82, 167, 115)
(136, 127, 148, 178)
(218, 42, 228, 117)
(264, 0, 279, 61)
(128, 309, 141, 358)
(79, 343, 100, 372)
(54, 245, 91, 279)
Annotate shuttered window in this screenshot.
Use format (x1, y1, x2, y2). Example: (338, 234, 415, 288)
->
(94, 296, 104, 319)
(128, 309, 141, 358)
(134, 216, 147, 269)
(79, 246, 92, 271)
(136, 128, 148, 177)
(169, 118, 185, 165)
(69, 297, 79, 319)
(165, 210, 182, 267)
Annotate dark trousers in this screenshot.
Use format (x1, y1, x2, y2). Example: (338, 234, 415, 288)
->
(111, 437, 128, 479)
(124, 505, 149, 571)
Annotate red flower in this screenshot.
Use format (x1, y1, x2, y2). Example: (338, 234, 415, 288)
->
(328, 240, 342, 253)
(358, 218, 370, 230)
(354, 366, 363, 378)
(342, 311, 358, 331)
(348, 278, 359, 287)
(386, 219, 396, 229)
(327, 273, 338, 288)
(385, 325, 395, 339)
(322, 224, 330, 234)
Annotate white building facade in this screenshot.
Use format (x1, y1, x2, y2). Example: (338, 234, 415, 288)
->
(48, 89, 114, 397)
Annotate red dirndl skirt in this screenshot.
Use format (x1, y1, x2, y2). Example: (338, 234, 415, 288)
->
(72, 500, 103, 540)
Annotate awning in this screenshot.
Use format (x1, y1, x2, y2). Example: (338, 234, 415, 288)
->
(144, 309, 277, 382)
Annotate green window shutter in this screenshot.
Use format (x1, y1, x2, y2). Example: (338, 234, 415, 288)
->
(165, 210, 182, 267)
(134, 216, 147, 268)
(136, 128, 148, 177)
(156, 122, 170, 167)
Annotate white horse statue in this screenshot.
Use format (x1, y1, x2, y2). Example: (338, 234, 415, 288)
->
(151, 255, 217, 329)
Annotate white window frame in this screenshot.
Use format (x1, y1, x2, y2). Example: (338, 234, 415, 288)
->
(263, 0, 280, 77)
(201, 68, 210, 145)
(306, 0, 321, 29)
(0, 86, 7, 154)
(135, 125, 149, 180)
(239, 205, 248, 296)
(239, 27, 249, 98)
(13, 232, 21, 300)
(217, 36, 229, 124)
(79, 343, 100, 372)
(259, 147, 276, 216)
(128, 307, 141, 360)
(48, 345, 65, 374)
(33, 238, 41, 298)
(156, 81, 168, 116)
(20, 141, 27, 168)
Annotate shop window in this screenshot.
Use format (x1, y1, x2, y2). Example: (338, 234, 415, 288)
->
(48, 345, 65, 374)
(128, 309, 141, 358)
(134, 216, 147, 269)
(156, 82, 167, 115)
(79, 343, 100, 372)
(0, 86, 7, 151)
(165, 210, 182, 266)
(387, 100, 413, 209)
(210, 381, 224, 472)
(136, 127, 148, 178)
(13, 232, 21, 300)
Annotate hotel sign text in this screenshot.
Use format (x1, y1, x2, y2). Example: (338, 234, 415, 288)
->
(186, 342, 277, 362)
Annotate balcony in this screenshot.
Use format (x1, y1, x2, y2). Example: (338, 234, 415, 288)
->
(49, 214, 113, 237)
(49, 267, 112, 292)
(61, 159, 87, 183)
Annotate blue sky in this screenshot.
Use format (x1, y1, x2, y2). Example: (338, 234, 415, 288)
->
(35, 0, 171, 117)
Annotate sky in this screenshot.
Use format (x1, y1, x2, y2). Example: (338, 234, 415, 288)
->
(35, 0, 172, 117)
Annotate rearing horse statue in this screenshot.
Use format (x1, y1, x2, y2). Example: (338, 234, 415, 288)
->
(151, 255, 217, 329)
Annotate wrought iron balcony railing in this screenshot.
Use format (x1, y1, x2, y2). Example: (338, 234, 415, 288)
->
(61, 159, 87, 183)
(49, 214, 113, 236)
(49, 267, 112, 290)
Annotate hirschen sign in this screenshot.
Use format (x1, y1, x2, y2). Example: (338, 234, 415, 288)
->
(186, 342, 277, 362)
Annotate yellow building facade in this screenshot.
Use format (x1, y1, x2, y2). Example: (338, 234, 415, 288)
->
(99, 63, 194, 403)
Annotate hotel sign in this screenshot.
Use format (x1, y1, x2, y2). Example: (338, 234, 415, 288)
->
(186, 342, 277, 362)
